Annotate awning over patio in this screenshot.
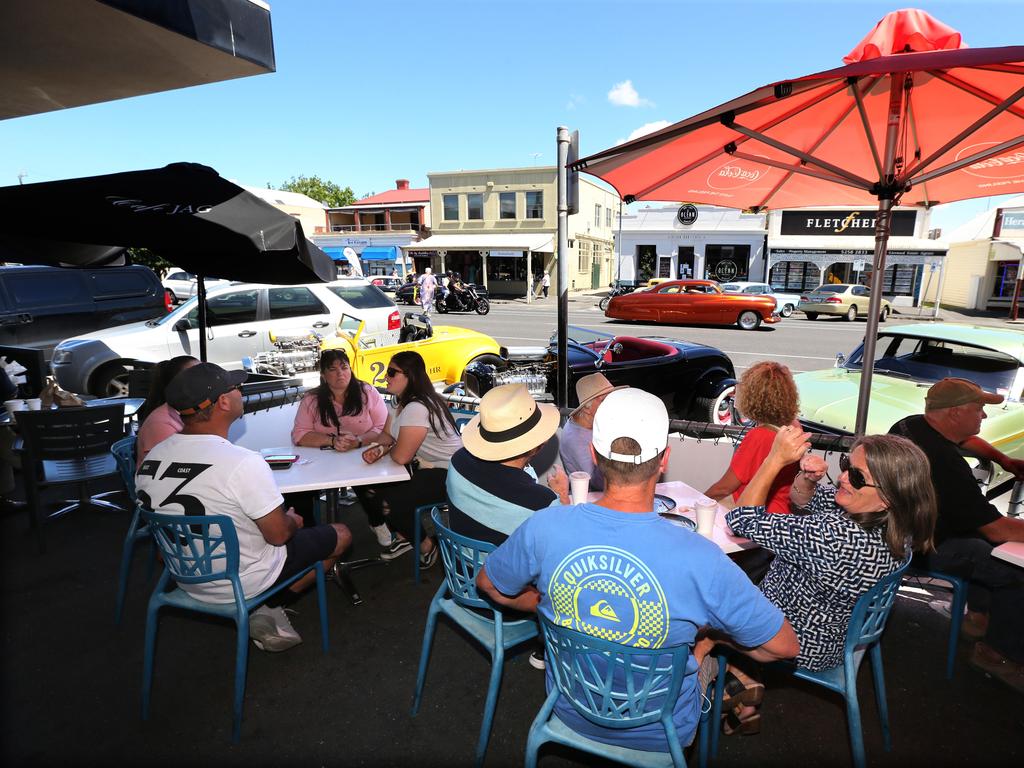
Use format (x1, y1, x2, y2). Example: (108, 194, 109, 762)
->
(403, 233, 554, 252)
(0, 0, 276, 120)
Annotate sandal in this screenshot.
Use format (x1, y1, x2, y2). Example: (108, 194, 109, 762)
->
(722, 707, 761, 736)
(720, 673, 765, 709)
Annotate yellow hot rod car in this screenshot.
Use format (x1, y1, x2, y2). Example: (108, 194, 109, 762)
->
(245, 312, 504, 388)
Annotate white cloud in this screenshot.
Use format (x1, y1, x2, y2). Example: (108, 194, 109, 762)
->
(615, 120, 671, 145)
(565, 93, 585, 111)
(608, 80, 652, 108)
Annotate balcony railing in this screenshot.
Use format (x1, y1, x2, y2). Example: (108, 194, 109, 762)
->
(329, 223, 423, 233)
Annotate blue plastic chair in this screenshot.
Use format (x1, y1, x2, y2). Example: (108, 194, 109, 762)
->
(905, 566, 967, 679)
(411, 507, 538, 766)
(710, 561, 909, 768)
(141, 508, 330, 742)
(111, 436, 156, 623)
(526, 616, 710, 768)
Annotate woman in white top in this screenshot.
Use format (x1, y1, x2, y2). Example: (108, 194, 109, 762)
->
(359, 351, 461, 568)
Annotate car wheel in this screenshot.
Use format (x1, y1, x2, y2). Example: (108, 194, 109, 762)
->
(475, 299, 490, 315)
(460, 353, 505, 383)
(846, 305, 858, 322)
(91, 362, 129, 397)
(736, 310, 761, 331)
(599, 296, 611, 312)
(879, 306, 889, 322)
(780, 303, 794, 318)
(695, 385, 738, 426)
(804, 312, 818, 320)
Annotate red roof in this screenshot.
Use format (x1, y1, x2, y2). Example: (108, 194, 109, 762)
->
(344, 187, 429, 208)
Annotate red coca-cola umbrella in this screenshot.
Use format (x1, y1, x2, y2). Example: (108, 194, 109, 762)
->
(575, 9, 1024, 434)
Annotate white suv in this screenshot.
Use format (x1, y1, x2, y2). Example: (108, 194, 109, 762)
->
(161, 270, 230, 303)
(51, 279, 400, 396)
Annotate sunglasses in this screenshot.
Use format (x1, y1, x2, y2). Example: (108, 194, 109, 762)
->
(839, 453, 877, 490)
(385, 367, 404, 378)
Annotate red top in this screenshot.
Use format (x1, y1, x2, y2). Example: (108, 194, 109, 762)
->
(730, 426, 799, 514)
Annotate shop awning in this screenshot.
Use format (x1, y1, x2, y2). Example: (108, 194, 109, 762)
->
(360, 246, 399, 261)
(768, 235, 947, 253)
(1, 0, 275, 120)
(402, 233, 554, 252)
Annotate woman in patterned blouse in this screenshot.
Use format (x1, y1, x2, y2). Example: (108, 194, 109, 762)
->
(726, 427, 936, 672)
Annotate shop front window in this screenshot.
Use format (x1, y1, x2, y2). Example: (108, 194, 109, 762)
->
(993, 262, 1020, 299)
(856, 263, 921, 296)
(486, 257, 527, 282)
(769, 261, 821, 292)
(636, 245, 657, 282)
(705, 244, 750, 282)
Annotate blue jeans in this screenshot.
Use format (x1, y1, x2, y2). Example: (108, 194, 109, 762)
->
(925, 536, 1024, 663)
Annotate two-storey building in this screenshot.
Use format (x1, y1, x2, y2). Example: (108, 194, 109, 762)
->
(313, 179, 429, 276)
(405, 167, 618, 297)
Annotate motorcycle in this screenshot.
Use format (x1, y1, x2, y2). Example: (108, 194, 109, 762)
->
(437, 284, 490, 315)
(598, 281, 635, 312)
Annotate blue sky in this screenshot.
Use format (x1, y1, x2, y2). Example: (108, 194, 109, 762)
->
(3, 0, 1023, 233)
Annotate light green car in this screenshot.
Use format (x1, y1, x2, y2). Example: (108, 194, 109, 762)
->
(794, 324, 1024, 491)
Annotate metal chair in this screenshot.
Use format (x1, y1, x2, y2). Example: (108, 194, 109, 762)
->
(904, 566, 968, 678)
(141, 508, 330, 742)
(411, 507, 538, 766)
(15, 404, 127, 551)
(710, 561, 910, 768)
(526, 616, 710, 768)
(110, 435, 156, 623)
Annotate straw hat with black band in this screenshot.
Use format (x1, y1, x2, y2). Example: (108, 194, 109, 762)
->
(569, 372, 627, 419)
(461, 384, 561, 462)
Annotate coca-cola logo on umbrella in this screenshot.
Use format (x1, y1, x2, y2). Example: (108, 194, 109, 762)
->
(106, 195, 213, 214)
(706, 161, 766, 190)
(957, 142, 1024, 181)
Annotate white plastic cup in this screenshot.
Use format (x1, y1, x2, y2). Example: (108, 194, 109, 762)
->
(694, 496, 717, 538)
(25, 398, 42, 411)
(569, 471, 591, 504)
(4, 399, 26, 413)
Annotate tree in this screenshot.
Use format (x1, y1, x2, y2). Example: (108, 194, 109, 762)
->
(127, 247, 175, 276)
(279, 175, 356, 208)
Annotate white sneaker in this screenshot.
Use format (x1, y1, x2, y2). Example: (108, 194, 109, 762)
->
(371, 523, 393, 547)
(249, 605, 302, 652)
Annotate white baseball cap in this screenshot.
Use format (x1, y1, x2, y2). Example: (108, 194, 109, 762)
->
(592, 389, 669, 464)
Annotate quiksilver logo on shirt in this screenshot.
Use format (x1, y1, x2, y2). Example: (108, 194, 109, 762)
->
(548, 546, 669, 648)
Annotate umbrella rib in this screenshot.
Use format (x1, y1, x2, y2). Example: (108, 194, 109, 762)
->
(758, 77, 880, 209)
(729, 149, 869, 192)
(625, 81, 851, 199)
(851, 78, 884, 179)
(910, 134, 1024, 186)
(906, 81, 1024, 179)
(904, 97, 931, 206)
(725, 119, 875, 189)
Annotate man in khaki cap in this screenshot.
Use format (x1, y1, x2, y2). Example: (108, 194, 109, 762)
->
(559, 373, 627, 491)
(890, 377, 1024, 692)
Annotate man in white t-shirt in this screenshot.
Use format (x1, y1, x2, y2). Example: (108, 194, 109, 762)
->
(137, 363, 352, 652)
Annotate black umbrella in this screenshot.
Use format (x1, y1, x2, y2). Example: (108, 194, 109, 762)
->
(0, 162, 336, 360)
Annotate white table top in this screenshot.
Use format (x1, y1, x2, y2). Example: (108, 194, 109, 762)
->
(992, 541, 1024, 569)
(586, 480, 755, 555)
(245, 444, 410, 494)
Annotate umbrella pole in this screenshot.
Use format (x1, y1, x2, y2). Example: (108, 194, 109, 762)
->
(196, 274, 208, 362)
(556, 126, 570, 409)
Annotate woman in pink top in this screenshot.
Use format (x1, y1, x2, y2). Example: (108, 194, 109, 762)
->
(136, 355, 198, 462)
(288, 349, 389, 531)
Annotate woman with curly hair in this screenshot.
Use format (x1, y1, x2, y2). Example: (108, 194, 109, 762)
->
(705, 361, 801, 514)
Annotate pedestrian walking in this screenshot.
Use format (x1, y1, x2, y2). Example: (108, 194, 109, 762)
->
(541, 272, 550, 299)
(418, 267, 438, 315)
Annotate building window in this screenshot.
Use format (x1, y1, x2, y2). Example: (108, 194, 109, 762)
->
(856, 263, 921, 297)
(704, 244, 750, 282)
(499, 192, 516, 219)
(526, 191, 543, 219)
(992, 261, 1019, 299)
(606, 207, 613, 228)
(467, 193, 483, 220)
(486, 256, 527, 282)
(594, 204, 601, 227)
(442, 194, 458, 221)
(578, 241, 591, 272)
(769, 261, 821, 293)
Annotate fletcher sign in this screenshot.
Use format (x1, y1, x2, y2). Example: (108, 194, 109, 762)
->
(780, 209, 916, 237)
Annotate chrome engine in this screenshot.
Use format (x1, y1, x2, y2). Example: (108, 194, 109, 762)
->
(243, 333, 322, 376)
(462, 360, 550, 398)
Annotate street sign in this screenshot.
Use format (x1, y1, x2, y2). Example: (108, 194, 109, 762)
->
(852, 259, 866, 272)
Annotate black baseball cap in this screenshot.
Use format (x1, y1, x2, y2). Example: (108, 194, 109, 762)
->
(165, 362, 247, 415)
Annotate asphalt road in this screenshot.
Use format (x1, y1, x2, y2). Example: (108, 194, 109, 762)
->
(416, 296, 927, 374)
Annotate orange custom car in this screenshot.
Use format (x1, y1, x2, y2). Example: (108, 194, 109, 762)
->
(604, 280, 780, 330)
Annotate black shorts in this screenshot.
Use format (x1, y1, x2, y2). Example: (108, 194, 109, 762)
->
(270, 525, 338, 586)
